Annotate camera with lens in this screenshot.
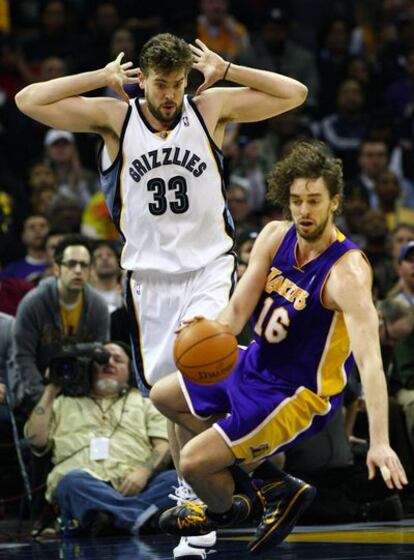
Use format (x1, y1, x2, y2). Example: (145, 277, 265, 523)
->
(49, 342, 111, 396)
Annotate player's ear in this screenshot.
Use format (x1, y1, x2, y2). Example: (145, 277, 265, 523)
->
(137, 69, 145, 89)
(331, 194, 340, 213)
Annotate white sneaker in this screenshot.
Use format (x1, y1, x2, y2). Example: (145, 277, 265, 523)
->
(173, 537, 207, 559)
(169, 481, 217, 554)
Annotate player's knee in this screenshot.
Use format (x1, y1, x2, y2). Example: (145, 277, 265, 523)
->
(149, 380, 170, 414)
(179, 445, 208, 483)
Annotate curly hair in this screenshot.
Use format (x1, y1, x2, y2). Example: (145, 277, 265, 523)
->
(139, 33, 193, 76)
(267, 141, 344, 218)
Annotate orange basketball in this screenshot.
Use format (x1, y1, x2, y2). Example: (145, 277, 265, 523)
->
(174, 319, 238, 385)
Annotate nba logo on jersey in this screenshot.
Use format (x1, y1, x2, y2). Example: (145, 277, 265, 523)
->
(183, 116, 189, 127)
(135, 282, 142, 296)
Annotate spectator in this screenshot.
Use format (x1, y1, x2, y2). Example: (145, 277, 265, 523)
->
(48, 194, 83, 233)
(315, 79, 368, 178)
(25, 342, 177, 537)
(39, 55, 67, 82)
(237, 9, 319, 112)
(44, 129, 99, 208)
(375, 169, 414, 230)
(317, 18, 351, 116)
(105, 28, 139, 100)
(348, 139, 390, 208)
(197, 0, 249, 62)
(40, 228, 67, 279)
(392, 242, 414, 445)
(385, 49, 414, 118)
(0, 214, 49, 281)
(361, 208, 395, 298)
(0, 277, 35, 316)
(336, 184, 369, 246)
(231, 140, 267, 211)
(14, 234, 109, 411)
(31, 184, 58, 216)
(90, 241, 123, 313)
(389, 223, 414, 282)
(226, 182, 255, 238)
(0, 312, 23, 424)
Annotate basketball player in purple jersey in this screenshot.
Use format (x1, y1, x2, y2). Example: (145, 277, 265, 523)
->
(151, 141, 408, 553)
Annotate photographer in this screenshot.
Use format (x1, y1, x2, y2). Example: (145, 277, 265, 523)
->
(14, 234, 109, 413)
(25, 342, 177, 537)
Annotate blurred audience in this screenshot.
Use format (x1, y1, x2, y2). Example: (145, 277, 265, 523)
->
(90, 241, 123, 314)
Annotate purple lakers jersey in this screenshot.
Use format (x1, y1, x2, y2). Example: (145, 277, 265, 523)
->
(250, 224, 362, 396)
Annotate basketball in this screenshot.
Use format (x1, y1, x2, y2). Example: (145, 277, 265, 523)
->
(174, 319, 239, 385)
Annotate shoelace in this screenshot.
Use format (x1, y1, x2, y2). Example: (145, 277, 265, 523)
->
(168, 484, 200, 504)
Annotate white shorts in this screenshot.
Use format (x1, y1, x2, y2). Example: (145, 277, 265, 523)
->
(126, 254, 236, 393)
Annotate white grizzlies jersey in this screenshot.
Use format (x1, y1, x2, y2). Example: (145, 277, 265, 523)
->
(99, 95, 235, 273)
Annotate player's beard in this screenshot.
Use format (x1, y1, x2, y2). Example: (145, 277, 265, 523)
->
(295, 213, 331, 242)
(147, 97, 182, 124)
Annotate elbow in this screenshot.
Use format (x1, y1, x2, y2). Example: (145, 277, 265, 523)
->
(294, 83, 308, 107)
(15, 85, 35, 114)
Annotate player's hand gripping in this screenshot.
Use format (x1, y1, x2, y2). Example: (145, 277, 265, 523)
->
(104, 52, 140, 103)
(367, 443, 408, 490)
(189, 39, 228, 95)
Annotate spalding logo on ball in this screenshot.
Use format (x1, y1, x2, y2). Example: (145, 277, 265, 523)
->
(174, 319, 239, 385)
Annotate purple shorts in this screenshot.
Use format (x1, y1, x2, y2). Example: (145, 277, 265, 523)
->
(179, 343, 343, 464)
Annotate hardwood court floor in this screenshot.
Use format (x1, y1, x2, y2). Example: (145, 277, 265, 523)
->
(1, 520, 414, 559)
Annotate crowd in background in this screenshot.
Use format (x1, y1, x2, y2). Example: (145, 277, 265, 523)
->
(1, 0, 414, 537)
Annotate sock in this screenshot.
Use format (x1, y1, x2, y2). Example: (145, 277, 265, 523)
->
(229, 465, 257, 500)
(206, 495, 250, 525)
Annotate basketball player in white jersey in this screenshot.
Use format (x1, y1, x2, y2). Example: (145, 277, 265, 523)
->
(15, 33, 307, 555)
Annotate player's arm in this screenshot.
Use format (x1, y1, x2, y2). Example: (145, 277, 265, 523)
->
(218, 222, 287, 335)
(191, 39, 307, 124)
(15, 53, 139, 134)
(326, 252, 407, 489)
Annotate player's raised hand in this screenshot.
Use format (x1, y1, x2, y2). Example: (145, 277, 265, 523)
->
(189, 39, 228, 95)
(366, 443, 408, 490)
(104, 52, 140, 103)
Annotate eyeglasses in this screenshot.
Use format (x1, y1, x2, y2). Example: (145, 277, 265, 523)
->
(60, 260, 90, 270)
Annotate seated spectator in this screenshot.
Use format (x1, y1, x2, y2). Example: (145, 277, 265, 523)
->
(0, 312, 23, 427)
(231, 140, 267, 211)
(25, 342, 177, 537)
(388, 243, 414, 446)
(0, 214, 49, 282)
(317, 18, 351, 116)
(226, 182, 255, 239)
(375, 169, 414, 230)
(0, 311, 25, 504)
(14, 234, 109, 412)
(336, 184, 369, 247)
(44, 129, 99, 208)
(385, 49, 414, 119)
(361, 208, 395, 298)
(48, 194, 83, 233)
(314, 78, 368, 178)
(90, 241, 123, 313)
(389, 224, 414, 288)
(40, 229, 67, 279)
(197, 0, 249, 62)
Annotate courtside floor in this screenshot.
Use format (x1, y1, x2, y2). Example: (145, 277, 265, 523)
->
(1, 520, 414, 559)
